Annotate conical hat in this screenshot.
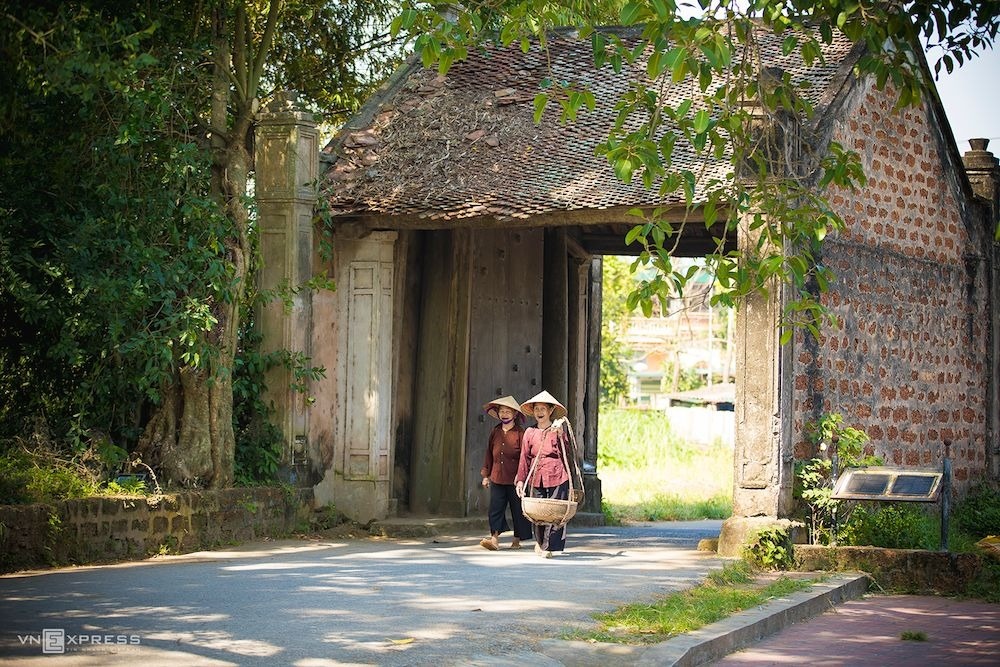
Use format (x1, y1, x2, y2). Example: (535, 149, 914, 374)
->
(483, 395, 523, 420)
(520, 390, 567, 420)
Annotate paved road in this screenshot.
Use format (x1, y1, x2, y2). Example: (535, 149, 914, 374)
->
(0, 521, 725, 665)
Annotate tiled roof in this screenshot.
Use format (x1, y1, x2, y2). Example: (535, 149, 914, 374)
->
(320, 25, 857, 224)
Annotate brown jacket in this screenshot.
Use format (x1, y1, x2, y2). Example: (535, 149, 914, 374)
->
(481, 423, 524, 485)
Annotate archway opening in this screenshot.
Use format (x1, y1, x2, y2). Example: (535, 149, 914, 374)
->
(597, 254, 735, 524)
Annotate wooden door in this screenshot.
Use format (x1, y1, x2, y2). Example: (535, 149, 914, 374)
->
(465, 228, 544, 515)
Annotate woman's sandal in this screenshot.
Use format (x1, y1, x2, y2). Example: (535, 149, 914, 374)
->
(479, 537, 499, 551)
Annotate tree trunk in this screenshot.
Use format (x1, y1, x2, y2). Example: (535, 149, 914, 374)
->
(136, 3, 250, 489)
(137, 367, 232, 487)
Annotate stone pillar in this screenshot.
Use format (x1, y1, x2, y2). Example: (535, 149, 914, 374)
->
(963, 138, 1000, 211)
(254, 93, 319, 482)
(717, 224, 796, 556)
(962, 138, 1000, 480)
(568, 255, 589, 450)
(582, 257, 604, 515)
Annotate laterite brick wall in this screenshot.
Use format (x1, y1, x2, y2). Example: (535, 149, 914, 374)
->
(0, 487, 313, 573)
(792, 79, 991, 491)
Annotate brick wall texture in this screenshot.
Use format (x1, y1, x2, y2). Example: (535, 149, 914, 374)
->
(0, 487, 313, 573)
(792, 78, 991, 491)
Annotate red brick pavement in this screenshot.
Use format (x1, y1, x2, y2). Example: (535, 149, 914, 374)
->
(712, 595, 1000, 666)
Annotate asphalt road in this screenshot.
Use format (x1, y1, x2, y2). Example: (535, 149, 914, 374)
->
(0, 520, 724, 666)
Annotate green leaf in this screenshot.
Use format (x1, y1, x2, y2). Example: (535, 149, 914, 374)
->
(669, 47, 688, 82)
(533, 93, 548, 123)
(592, 32, 607, 69)
(693, 109, 710, 133)
(819, 21, 833, 44)
(613, 156, 636, 183)
(625, 224, 645, 246)
(620, 2, 649, 26)
(782, 34, 798, 56)
(651, 0, 673, 22)
(647, 50, 666, 79)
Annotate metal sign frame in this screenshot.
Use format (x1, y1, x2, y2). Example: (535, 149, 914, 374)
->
(831, 467, 943, 502)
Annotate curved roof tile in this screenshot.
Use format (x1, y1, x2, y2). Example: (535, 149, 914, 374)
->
(321, 25, 857, 223)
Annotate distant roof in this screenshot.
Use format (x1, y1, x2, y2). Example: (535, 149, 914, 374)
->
(665, 382, 735, 406)
(321, 25, 858, 225)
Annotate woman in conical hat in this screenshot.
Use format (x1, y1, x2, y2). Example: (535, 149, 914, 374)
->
(478, 396, 532, 551)
(515, 390, 571, 557)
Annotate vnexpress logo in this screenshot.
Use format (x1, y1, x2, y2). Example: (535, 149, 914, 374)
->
(17, 629, 140, 653)
(42, 628, 64, 654)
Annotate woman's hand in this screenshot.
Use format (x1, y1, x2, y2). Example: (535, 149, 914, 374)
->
(515, 481, 525, 498)
(481, 477, 490, 488)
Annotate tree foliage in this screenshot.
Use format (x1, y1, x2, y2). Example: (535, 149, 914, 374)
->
(0, 1, 404, 486)
(392, 0, 1000, 334)
(600, 256, 634, 405)
(1, 3, 226, 448)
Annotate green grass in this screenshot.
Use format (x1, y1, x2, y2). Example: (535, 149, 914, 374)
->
(598, 408, 733, 522)
(566, 561, 820, 644)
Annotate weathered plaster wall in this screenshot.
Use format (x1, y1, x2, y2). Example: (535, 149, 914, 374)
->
(793, 79, 991, 490)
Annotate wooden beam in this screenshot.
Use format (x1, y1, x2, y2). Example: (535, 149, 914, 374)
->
(543, 228, 569, 400)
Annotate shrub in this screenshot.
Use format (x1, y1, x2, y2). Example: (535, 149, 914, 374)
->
(0, 448, 98, 504)
(841, 503, 938, 550)
(794, 413, 881, 545)
(952, 482, 1000, 539)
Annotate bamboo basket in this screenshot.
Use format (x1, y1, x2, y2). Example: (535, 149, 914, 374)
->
(521, 495, 577, 526)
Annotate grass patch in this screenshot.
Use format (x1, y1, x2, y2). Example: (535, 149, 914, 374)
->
(567, 561, 821, 645)
(598, 408, 733, 522)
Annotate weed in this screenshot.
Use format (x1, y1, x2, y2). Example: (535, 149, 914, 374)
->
(104, 477, 147, 496)
(743, 526, 795, 571)
(966, 558, 1000, 603)
(239, 499, 259, 514)
(707, 560, 755, 586)
(43, 511, 64, 565)
(154, 534, 178, 556)
(568, 561, 817, 644)
(301, 505, 345, 532)
(794, 413, 881, 545)
(901, 630, 928, 641)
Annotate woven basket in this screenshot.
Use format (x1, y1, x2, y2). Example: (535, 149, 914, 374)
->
(521, 496, 578, 526)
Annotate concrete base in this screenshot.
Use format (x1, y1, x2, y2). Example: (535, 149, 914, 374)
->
(580, 473, 603, 514)
(718, 516, 804, 557)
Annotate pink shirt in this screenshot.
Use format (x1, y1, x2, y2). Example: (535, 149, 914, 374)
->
(516, 426, 569, 488)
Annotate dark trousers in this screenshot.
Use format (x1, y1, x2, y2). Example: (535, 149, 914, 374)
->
(488, 483, 533, 539)
(532, 480, 569, 552)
